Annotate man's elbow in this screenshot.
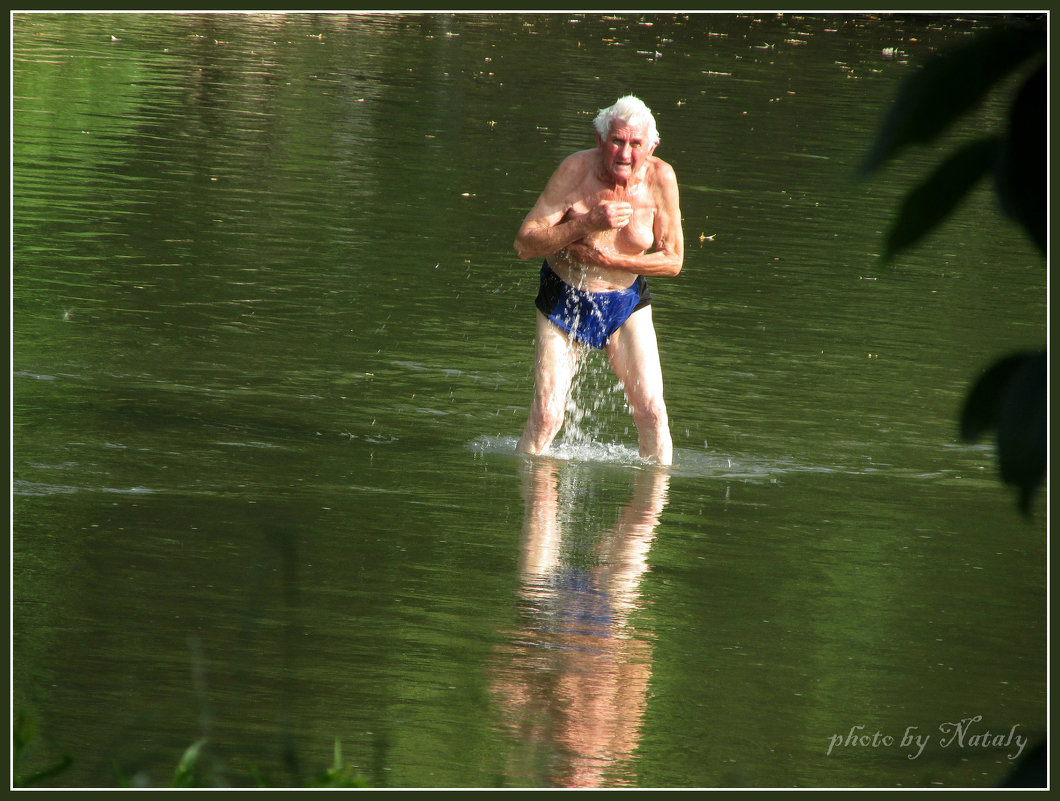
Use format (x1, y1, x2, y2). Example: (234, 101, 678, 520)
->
(513, 238, 534, 261)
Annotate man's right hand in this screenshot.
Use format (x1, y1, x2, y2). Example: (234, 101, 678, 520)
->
(589, 200, 633, 231)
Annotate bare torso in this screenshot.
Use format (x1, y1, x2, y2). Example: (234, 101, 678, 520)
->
(546, 150, 662, 292)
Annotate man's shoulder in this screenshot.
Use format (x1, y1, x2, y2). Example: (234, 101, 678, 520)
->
(647, 156, 677, 182)
(559, 148, 598, 172)
(548, 149, 597, 189)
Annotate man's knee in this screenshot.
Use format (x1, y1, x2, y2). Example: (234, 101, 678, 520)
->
(632, 395, 668, 430)
(530, 395, 566, 438)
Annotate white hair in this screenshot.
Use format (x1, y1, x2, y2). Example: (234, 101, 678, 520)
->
(593, 95, 660, 146)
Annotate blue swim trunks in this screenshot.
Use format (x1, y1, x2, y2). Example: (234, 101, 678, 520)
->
(534, 261, 652, 349)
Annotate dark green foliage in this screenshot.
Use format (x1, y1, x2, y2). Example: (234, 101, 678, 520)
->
(861, 23, 1045, 175)
(12, 709, 73, 788)
(862, 17, 1046, 516)
(883, 136, 1000, 259)
(1000, 739, 1048, 788)
(995, 63, 1047, 253)
(311, 739, 371, 788)
(13, 705, 369, 789)
(862, 18, 1046, 261)
(960, 350, 1046, 516)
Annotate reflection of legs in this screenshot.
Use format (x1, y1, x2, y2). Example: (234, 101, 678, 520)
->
(606, 307, 673, 466)
(518, 457, 563, 579)
(597, 467, 670, 610)
(517, 311, 581, 456)
(501, 460, 669, 788)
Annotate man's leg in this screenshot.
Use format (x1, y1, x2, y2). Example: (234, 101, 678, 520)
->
(606, 306, 673, 466)
(517, 311, 581, 456)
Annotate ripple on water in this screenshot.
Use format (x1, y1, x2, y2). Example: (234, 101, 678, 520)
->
(466, 435, 987, 486)
(468, 435, 827, 479)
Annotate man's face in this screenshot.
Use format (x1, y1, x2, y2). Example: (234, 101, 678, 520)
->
(597, 120, 655, 182)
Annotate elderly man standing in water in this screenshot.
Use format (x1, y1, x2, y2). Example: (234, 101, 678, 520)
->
(514, 95, 684, 465)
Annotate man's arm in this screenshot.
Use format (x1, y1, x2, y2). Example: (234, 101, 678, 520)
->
(513, 153, 628, 261)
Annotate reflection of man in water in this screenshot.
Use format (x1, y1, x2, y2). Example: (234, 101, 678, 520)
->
(491, 460, 670, 787)
(514, 95, 684, 466)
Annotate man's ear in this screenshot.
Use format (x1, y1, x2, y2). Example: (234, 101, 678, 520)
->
(595, 132, 604, 148)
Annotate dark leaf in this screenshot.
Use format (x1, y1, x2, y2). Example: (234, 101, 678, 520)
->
(1001, 738, 1047, 788)
(961, 352, 1024, 442)
(960, 349, 1046, 515)
(883, 137, 999, 260)
(861, 23, 1045, 175)
(995, 64, 1047, 253)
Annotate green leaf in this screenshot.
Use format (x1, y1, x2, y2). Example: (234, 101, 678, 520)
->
(960, 349, 1046, 516)
(172, 738, 208, 787)
(861, 22, 1045, 175)
(12, 709, 74, 788)
(994, 64, 1046, 253)
(311, 738, 369, 788)
(961, 353, 1023, 442)
(883, 137, 999, 260)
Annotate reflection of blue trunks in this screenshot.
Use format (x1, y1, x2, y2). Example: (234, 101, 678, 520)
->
(551, 569, 615, 638)
(534, 261, 652, 349)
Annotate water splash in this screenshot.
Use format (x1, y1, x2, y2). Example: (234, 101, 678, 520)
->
(469, 433, 645, 467)
(468, 435, 844, 480)
(556, 348, 636, 461)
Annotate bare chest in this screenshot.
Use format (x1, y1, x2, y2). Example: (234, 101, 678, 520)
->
(566, 190, 657, 253)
